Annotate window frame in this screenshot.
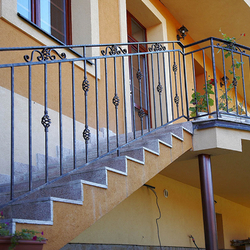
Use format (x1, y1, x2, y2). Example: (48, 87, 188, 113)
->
(17, 0, 72, 45)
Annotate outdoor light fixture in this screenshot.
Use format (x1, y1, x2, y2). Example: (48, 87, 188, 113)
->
(220, 76, 229, 87)
(177, 25, 188, 40)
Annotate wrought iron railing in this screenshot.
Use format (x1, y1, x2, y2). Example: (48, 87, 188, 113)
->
(0, 37, 250, 206)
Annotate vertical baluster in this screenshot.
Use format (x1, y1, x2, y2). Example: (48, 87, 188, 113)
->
(231, 52, 238, 114)
(241, 54, 247, 117)
(162, 51, 169, 123)
(82, 47, 90, 163)
(28, 65, 32, 191)
(95, 59, 100, 157)
(191, 54, 198, 117)
(211, 38, 219, 117)
(150, 53, 157, 128)
(59, 62, 63, 175)
(11, 66, 14, 200)
(178, 52, 184, 117)
(156, 51, 163, 126)
(144, 52, 151, 131)
(137, 45, 144, 135)
(72, 61, 76, 169)
(202, 50, 209, 113)
(168, 51, 174, 121)
(182, 46, 189, 120)
(41, 64, 51, 183)
(113, 57, 120, 156)
(104, 57, 110, 152)
(172, 43, 179, 118)
(122, 56, 128, 143)
(221, 49, 229, 113)
(130, 54, 136, 138)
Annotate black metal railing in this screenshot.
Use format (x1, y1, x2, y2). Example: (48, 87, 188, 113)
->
(0, 37, 250, 205)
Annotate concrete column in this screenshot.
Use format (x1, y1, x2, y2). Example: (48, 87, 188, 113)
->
(198, 154, 218, 250)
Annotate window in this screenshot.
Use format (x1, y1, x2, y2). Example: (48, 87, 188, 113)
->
(17, 0, 72, 44)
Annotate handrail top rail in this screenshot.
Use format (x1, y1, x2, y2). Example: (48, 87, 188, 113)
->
(183, 36, 250, 52)
(0, 40, 184, 52)
(0, 36, 249, 55)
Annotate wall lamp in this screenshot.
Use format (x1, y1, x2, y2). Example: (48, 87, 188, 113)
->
(177, 25, 188, 40)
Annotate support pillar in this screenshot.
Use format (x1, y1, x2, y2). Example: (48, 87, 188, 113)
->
(198, 154, 218, 250)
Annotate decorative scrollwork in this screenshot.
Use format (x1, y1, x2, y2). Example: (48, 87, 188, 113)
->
(148, 43, 166, 52)
(112, 95, 120, 107)
(41, 113, 51, 131)
(138, 108, 145, 119)
(24, 48, 66, 62)
(232, 77, 238, 87)
(173, 64, 178, 73)
(136, 70, 143, 80)
(157, 83, 163, 93)
(82, 79, 89, 92)
(83, 127, 91, 141)
(174, 95, 179, 105)
(101, 45, 127, 56)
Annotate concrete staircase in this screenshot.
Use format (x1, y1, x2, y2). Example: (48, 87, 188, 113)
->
(0, 121, 193, 250)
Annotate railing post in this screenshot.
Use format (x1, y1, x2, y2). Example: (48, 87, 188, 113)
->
(82, 46, 90, 163)
(182, 46, 189, 120)
(11, 66, 14, 200)
(211, 38, 219, 118)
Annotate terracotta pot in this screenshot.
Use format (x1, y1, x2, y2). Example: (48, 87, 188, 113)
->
(0, 236, 46, 250)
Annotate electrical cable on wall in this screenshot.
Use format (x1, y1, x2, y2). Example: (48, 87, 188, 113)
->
(189, 235, 200, 249)
(144, 184, 163, 250)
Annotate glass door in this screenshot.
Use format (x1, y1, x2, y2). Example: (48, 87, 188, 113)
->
(127, 11, 149, 132)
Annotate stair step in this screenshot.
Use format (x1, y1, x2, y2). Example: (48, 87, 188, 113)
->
(0, 122, 193, 209)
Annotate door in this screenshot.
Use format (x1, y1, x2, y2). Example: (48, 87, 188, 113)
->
(127, 11, 149, 132)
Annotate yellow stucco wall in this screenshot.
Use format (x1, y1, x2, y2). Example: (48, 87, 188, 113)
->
(71, 173, 250, 249)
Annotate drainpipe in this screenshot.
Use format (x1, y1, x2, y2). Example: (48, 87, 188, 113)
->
(198, 154, 218, 250)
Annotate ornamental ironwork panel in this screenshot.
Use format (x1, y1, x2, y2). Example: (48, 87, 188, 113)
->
(174, 95, 179, 105)
(136, 70, 143, 80)
(148, 43, 166, 52)
(82, 79, 90, 92)
(24, 48, 66, 62)
(138, 108, 145, 119)
(157, 83, 163, 93)
(112, 95, 120, 107)
(232, 77, 238, 87)
(41, 114, 51, 131)
(173, 63, 178, 73)
(83, 128, 91, 141)
(101, 45, 127, 56)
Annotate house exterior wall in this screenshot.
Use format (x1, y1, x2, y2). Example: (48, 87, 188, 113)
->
(70, 174, 250, 250)
(0, 1, 250, 250)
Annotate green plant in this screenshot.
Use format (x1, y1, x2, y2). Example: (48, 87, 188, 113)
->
(238, 101, 245, 115)
(219, 30, 244, 79)
(217, 30, 245, 113)
(189, 79, 215, 117)
(0, 211, 46, 250)
(0, 211, 9, 237)
(10, 229, 45, 250)
(218, 83, 235, 112)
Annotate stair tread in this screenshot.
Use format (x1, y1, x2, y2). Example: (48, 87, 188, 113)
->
(0, 122, 193, 213)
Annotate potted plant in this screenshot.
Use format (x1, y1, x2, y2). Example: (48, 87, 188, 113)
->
(189, 79, 215, 118)
(0, 212, 46, 250)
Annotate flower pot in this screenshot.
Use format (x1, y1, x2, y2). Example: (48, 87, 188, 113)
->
(0, 236, 46, 250)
